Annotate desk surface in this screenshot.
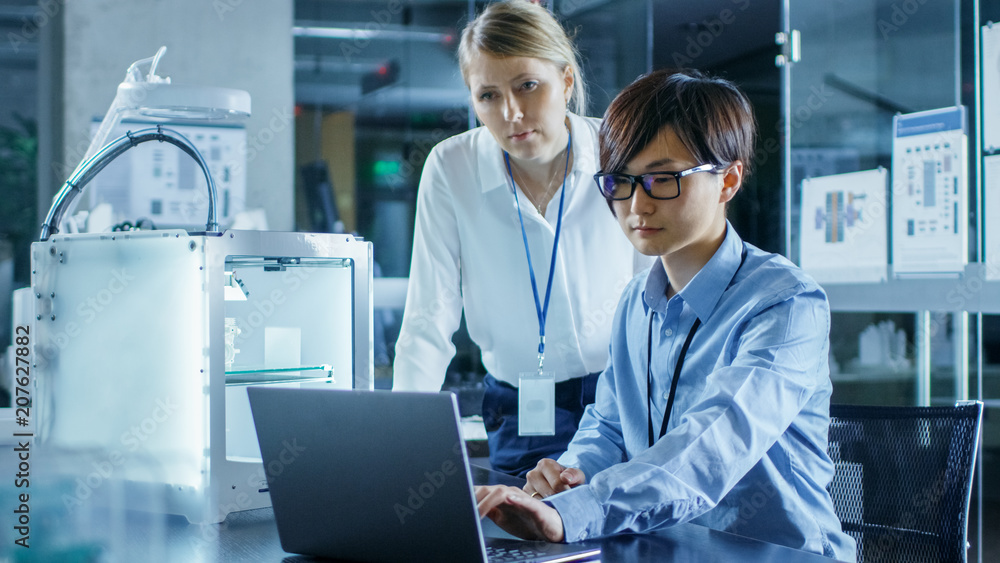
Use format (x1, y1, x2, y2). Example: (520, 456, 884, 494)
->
(23, 465, 837, 562)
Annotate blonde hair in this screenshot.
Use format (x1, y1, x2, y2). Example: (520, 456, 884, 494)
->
(458, 0, 587, 115)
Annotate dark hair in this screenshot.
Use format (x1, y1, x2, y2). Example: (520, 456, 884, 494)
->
(598, 69, 756, 198)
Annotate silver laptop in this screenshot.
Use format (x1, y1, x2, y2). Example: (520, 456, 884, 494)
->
(248, 386, 601, 563)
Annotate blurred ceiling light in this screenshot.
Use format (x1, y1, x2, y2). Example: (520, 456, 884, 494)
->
(293, 24, 453, 44)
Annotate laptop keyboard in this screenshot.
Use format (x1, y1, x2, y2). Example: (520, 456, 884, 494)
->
(487, 544, 551, 562)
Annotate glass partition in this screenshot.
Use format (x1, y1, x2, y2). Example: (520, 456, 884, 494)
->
(785, 1, 995, 560)
(786, 0, 970, 400)
(787, 0, 961, 264)
(292, 0, 654, 393)
(293, 0, 473, 390)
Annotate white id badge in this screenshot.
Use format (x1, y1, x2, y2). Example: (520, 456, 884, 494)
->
(518, 371, 555, 436)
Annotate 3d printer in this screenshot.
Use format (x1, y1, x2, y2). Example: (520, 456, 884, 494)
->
(29, 50, 372, 524)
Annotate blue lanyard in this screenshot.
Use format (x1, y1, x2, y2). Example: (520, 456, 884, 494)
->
(503, 133, 572, 372)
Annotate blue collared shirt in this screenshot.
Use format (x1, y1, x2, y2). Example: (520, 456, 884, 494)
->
(548, 223, 856, 561)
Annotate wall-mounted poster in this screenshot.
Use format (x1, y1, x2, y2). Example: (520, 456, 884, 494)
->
(87, 120, 247, 230)
(985, 154, 1000, 280)
(984, 23, 1000, 152)
(799, 168, 888, 283)
(891, 106, 968, 277)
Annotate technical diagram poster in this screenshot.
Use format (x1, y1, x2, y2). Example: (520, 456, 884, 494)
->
(87, 120, 247, 229)
(984, 24, 1000, 151)
(799, 168, 888, 283)
(891, 106, 968, 277)
(986, 155, 1000, 280)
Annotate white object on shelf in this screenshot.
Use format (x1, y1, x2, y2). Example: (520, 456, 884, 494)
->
(984, 23, 1000, 152)
(86, 121, 247, 230)
(799, 168, 888, 283)
(857, 320, 910, 371)
(459, 415, 488, 442)
(985, 154, 1000, 280)
(891, 106, 968, 277)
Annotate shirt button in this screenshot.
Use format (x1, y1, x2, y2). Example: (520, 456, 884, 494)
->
(662, 392, 670, 400)
(664, 328, 673, 337)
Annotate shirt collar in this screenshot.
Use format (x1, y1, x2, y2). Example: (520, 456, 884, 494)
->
(479, 112, 594, 194)
(643, 222, 744, 321)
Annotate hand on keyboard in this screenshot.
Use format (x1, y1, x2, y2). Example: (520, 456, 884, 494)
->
(475, 485, 565, 543)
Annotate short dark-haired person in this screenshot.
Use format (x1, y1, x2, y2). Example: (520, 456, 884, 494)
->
(476, 69, 856, 561)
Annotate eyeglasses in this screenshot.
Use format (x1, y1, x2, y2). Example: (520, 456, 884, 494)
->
(594, 163, 718, 201)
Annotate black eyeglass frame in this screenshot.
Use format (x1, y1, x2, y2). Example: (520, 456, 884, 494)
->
(594, 163, 719, 201)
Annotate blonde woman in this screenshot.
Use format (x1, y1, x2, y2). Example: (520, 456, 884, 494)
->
(393, 0, 644, 476)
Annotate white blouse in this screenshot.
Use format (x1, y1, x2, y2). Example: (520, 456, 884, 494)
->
(392, 112, 647, 391)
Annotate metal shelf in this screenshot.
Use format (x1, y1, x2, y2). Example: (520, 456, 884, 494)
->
(822, 264, 1000, 313)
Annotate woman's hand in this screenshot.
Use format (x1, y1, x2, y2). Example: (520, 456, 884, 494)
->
(475, 485, 565, 543)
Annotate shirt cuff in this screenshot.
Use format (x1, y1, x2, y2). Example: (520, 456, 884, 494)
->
(545, 485, 605, 542)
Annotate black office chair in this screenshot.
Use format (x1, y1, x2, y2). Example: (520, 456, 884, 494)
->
(826, 402, 983, 563)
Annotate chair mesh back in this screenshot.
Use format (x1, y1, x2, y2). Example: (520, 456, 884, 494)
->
(827, 403, 982, 563)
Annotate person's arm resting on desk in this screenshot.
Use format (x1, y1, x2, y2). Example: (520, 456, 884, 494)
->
(547, 288, 830, 542)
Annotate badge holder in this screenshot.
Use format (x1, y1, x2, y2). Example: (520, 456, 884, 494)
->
(518, 371, 555, 436)
(505, 136, 570, 439)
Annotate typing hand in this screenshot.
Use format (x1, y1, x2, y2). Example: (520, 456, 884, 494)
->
(475, 485, 565, 543)
(524, 458, 585, 498)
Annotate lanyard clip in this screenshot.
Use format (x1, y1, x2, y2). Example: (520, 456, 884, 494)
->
(538, 336, 545, 373)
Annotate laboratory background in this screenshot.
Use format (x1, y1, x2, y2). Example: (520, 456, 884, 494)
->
(0, 0, 998, 561)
